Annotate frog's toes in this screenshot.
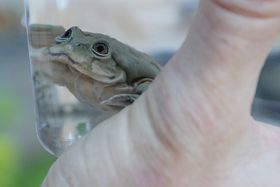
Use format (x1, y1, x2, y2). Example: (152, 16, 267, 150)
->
(100, 94, 139, 107)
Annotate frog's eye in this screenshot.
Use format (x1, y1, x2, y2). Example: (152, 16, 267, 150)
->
(91, 42, 110, 57)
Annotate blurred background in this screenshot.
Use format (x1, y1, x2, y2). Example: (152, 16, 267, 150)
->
(0, 0, 56, 186)
(0, 0, 279, 186)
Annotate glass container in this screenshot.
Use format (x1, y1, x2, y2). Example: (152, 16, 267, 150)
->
(24, 0, 195, 156)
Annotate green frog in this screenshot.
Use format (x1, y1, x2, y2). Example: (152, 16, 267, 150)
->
(29, 24, 161, 113)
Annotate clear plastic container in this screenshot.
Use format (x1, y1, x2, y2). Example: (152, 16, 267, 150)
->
(24, 0, 195, 156)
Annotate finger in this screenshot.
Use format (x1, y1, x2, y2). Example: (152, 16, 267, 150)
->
(147, 0, 280, 128)
(134, 0, 280, 162)
(124, 1, 280, 184)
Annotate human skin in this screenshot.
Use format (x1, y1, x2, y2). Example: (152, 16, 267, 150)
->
(42, 0, 280, 187)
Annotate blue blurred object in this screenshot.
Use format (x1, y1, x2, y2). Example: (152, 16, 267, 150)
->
(255, 52, 280, 100)
(0, 31, 34, 129)
(152, 50, 174, 66)
(253, 51, 280, 125)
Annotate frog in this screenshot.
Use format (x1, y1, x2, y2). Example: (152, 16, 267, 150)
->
(29, 24, 161, 113)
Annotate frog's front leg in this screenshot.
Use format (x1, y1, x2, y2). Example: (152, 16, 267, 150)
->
(100, 78, 153, 107)
(133, 78, 153, 93)
(100, 94, 139, 107)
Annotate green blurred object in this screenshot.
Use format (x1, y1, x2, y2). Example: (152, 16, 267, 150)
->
(15, 153, 56, 187)
(0, 136, 56, 187)
(0, 90, 56, 186)
(0, 137, 19, 187)
(77, 122, 89, 136)
(0, 90, 20, 128)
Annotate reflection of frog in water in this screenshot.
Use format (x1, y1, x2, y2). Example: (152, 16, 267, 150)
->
(29, 24, 161, 114)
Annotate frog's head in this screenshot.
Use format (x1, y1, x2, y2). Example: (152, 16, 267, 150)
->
(49, 26, 161, 85)
(48, 26, 126, 84)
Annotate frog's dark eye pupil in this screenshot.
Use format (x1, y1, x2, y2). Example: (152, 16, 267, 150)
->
(92, 42, 109, 56)
(96, 45, 106, 53)
(96, 44, 106, 54)
(61, 29, 72, 38)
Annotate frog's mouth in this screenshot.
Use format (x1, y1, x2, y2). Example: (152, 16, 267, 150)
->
(48, 52, 126, 84)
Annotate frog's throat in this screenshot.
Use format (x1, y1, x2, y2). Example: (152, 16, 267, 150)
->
(72, 63, 126, 84)
(48, 52, 126, 84)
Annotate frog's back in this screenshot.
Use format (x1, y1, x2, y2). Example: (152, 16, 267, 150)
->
(109, 36, 161, 83)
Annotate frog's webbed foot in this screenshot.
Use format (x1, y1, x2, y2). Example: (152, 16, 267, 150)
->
(100, 94, 139, 107)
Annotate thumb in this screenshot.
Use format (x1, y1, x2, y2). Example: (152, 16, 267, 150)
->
(139, 0, 280, 163)
(147, 0, 280, 128)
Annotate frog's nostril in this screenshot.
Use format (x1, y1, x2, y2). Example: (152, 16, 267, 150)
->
(75, 43, 83, 47)
(61, 28, 72, 38)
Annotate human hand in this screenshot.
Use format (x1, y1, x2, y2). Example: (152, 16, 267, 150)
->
(42, 1, 280, 186)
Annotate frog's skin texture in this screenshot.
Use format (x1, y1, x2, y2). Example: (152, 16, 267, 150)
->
(29, 24, 161, 114)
